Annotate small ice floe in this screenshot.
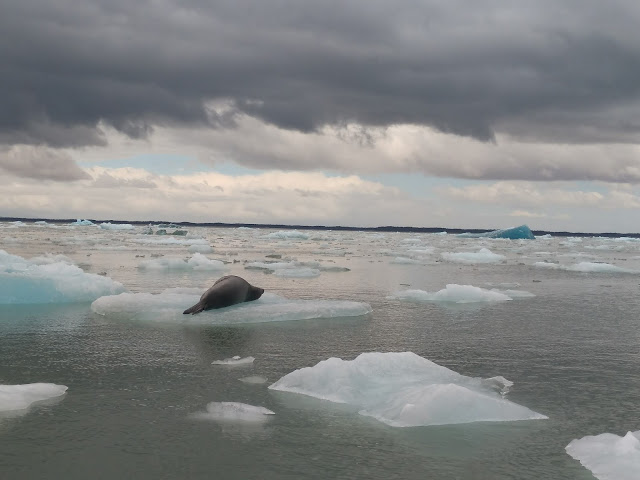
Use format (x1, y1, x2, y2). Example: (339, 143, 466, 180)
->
(264, 230, 309, 240)
(192, 402, 275, 422)
(188, 244, 214, 254)
(441, 248, 506, 264)
(566, 430, 640, 480)
(70, 219, 94, 226)
(269, 352, 546, 427)
(391, 257, 424, 265)
(239, 376, 268, 384)
(98, 222, 135, 230)
(389, 284, 534, 304)
(91, 291, 372, 324)
(212, 356, 255, 366)
(0, 383, 68, 412)
(245, 261, 320, 278)
(534, 261, 638, 274)
(138, 253, 226, 271)
(1, 249, 125, 304)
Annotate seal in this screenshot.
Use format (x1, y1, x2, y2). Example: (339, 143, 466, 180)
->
(183, 275, 264, 315)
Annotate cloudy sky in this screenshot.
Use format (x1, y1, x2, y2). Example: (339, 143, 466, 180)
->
(2, 0, 640, 232)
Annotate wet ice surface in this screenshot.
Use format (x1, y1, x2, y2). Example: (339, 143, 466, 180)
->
(2, 221, 640, 479)
(0, 383, 68, 413)
(566, 430, 640, 480)
(192, 402, 275, 422)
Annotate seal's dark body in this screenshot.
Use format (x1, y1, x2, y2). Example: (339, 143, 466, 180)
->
(183, 275, 264, 315)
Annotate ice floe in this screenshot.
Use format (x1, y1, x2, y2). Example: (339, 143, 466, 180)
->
(458, 225, 535, 240)
(441, 248, 506, 264)
(91, 291, 372, 324)
(212, 356, 255, 366)
(70, 219, 94, 226)
(138, 253, 226, 271)
(99, 222, 135, 230)
(131, 236, 209, 246)
(192, 402, 275, 422)
(0, 383, 68, 412)
(534, 261, 638, 274)
(0, 249, 125, 304)
(566, 430, 640, 480)
(264, 230, 309, 240)
(269, 352, 547, 427)
(388, 284, 533, 304)
(188, 244, 214, 254)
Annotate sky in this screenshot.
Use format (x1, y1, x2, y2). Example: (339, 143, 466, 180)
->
(2, 1, 640, 233)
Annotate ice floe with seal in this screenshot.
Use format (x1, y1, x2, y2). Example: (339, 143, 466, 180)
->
(566, 429, 640, 480)
(0, 383, 68, 413)
(269, 352, 547, 427)
(91, 290, 372, 324)
(534, 261, 638, 274)
(192, 402, 275, 423)
(1, 249, 125, 304)
(389, 284, 534, 304)
(441, 248, 506, 264)
(138, 253, 227, 271)
(212, 356, 255, 366)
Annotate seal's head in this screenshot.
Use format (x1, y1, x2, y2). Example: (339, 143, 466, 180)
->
(247, 286, 264, 301)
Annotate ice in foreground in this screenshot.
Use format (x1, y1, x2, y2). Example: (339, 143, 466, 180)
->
(0, 249, 125, 304)
(192, 402, 275, 422)
(269, 352, 547, 427)
(0, 383, 68, 412)
(91, 291, 372, 324)
(566, 430, 640, 480)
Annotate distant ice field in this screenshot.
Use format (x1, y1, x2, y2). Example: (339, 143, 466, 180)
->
(1, 221, 640, 479)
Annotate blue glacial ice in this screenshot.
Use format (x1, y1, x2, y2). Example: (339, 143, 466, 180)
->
(389, 284, 534, 304)
(0, 250, 125, 304)
(566, 430, 640, 480)
(138, 253, 227, 271)
(441, 248, 506, 264)
(269, 352, 547, 427)
(0, 383, 68, 412)
(458, 225, 535, 240)
(192, 402, 275, 422)
(91, 291, 372, 324)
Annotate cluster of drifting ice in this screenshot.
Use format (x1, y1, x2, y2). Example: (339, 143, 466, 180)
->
(138, 253, 226, 271)
(264, 230, 309, 240)
(441, 248, 506, 264)
(99, 222, 135, 230)
(0, 383, 68, 412)
(192, 402, 275, 422)
(388, 284, 533, 304)
(0, 249, 125, 304)
(534, 261, 638, 274)
(458, 225, 535, 240)
(566, 430, 640, 480)
(132, 237, 209, 246)
(212, 356, 255, 366)
(269, 352, 546, 427)
(91, 291, 372, 324)
(70, 219, 94, 226)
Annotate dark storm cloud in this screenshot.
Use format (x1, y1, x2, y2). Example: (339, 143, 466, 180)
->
(2, 0, 640, 147)
(0, 146, 90, 181)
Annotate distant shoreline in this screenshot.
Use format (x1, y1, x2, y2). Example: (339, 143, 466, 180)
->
(1, 216, 639, 238)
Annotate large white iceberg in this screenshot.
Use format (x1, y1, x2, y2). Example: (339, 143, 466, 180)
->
(0, 383, 68, 412)
(566, 430, 640, 480)
(0, 249, 125, 304)
(91, 291, 372, 324)
(441, 248, 506, 264)
(269, 352, 547, 427)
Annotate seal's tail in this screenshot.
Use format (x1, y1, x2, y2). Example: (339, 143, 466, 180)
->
(183, 302, 205, 315)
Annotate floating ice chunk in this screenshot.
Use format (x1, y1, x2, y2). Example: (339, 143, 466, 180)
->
(274, 267, 320, 278)
(566, 430, 640, 480)
(0, 383, 68, 412)
(99, 222, 135, 230)
(389, 285, 513, 304)
(132, 237, 209, 246)
(193, 402, 275, 422)
(534, 261, 637, 274)
(264, 230, 309, 240)
(491, 289, 535, 298)
(239, 376, 268, 384)
(138, 253, 226, 271)
(0, 249, 125, 304)
(212, 356, 255, 366)
(269, 352, 546, 427)
(91, 291, 372, 324)
(441, 248, 506, 264)
(458, 225, 535, 240)
(538, 234, 552, 239)
(70, 219, 94, 226)
(391, 257, 423, 264)
(188, 244, 214, 254)
(245, 261, 320, 278)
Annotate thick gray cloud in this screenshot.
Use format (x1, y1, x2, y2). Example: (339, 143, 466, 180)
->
(2, 0, 640, 148)
(0, 146, 89, 181)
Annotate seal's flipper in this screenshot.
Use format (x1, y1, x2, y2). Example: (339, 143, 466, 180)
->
(183, 302, 205, 315)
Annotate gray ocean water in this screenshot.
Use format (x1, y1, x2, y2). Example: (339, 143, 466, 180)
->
(1, 222, 639, 479)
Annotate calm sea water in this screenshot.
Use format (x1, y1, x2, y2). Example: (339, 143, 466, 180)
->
(1, 223, 639, 479)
